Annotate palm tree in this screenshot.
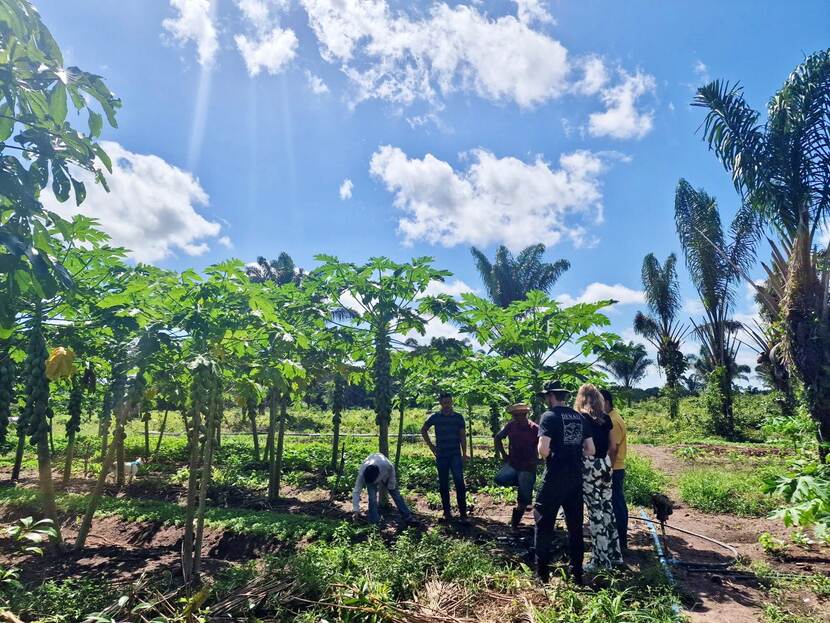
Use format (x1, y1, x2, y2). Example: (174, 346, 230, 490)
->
(633, 253, 689, 418)
(599, 341, 653, 407)
(674, 179, 757, 439)
(471, 244, 570, 307)
(245, 252, 303, 285)
(692, 50, 830, 457)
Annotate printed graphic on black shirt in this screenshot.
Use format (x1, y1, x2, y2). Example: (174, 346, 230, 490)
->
(563, 414, 583, 446)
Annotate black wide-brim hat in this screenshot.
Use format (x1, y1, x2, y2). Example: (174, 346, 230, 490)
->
(537, 380, 572, 397)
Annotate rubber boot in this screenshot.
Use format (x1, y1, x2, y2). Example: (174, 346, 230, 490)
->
(510, 507, 523, 529)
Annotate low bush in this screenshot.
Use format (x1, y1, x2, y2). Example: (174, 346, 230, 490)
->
(623, 454, 667, 506)
(9, 577, 117, 623)
(679, 467, 778, 516)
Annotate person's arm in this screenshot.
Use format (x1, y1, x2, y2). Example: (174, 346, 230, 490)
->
(351, 468, 365, 515)
(609, 417, 622, 467)
(582, 436, 596, 458)
(538, 435, 552, 459)
(607, 430, 618, 465)
(460, 426, 468, 460)
(421, 418, 436, 456)
(386, 463, 398, 491)
(494, 425, 509, 461)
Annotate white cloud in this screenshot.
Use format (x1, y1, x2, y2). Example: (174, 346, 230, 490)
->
(234, 0, 297, 76)
(683, 297, 705, 315)
(44, 142, 225, 263)
(423, 279, 476, 298)
(370, 145, 608, 250)
(588, 70, 656, 140)
(338, 178, 353, 200)
(235, 28, 298, 76)
(513, 0, 553, 25)
(218, 235, 233, 249)
(573, 55, 608, 96)
(556, 283, 644, 307)
(301, 0, 569, 108)
(693, 59, 709, 83)
(305, 70, 329, 94)
(163, 0, 219, 67)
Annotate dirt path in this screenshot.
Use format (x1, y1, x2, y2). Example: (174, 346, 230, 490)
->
(632, 444, 830, 623)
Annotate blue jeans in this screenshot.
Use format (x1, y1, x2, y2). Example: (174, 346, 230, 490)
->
(367, 483, 412, 524)
(494, 463, 537, 506)
(611, 469, 628, 551)
(436, 454, 467, 516)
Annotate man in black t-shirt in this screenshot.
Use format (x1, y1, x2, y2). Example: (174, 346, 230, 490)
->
(421, 392, 468, 522)
(534, 380, 595, 585)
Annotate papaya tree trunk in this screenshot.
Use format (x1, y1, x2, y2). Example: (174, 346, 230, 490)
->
(330, 375, 344, 472)
(36, 433, 62, 546)
(489, 404, 501, 459)
(153, 409, 169, 458)
(394, 400, 405, 472)
(143, 413, 150, 460)
(115, 424, 125, 487)
(467, 405, 474, 460)
(193, 389, 218, 578)
(269, 398, 288, 502)
(62, 431, 76, 487)
(248, 405, 260, 462)
(373, 328, 392, 457)
(10, 433, 25, 482)
(75, 403, 130, 550)
(264, 392, 277, 463)
(181, 401, 202, 582)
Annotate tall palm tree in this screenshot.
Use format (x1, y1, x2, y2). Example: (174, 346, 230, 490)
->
(599, 341, 653, 407)
(245, 252, 303, 285)
(693, 49, 830, 457)
(471, 244, 570, 307)
(674, 179, 757, 439)
(633, 253, 689, 418)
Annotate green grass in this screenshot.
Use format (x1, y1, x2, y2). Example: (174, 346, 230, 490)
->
(623, 453, 667, 506)
(678, 467, 778, 516)
(0, 486, 346, 542)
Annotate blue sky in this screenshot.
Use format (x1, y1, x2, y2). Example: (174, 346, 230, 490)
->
(38, 0, 829, 386)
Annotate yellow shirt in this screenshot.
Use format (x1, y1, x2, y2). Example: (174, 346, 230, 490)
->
(608, 408, 627, 470)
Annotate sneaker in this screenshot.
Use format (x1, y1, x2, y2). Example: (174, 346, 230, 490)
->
(583, 561, 598, 575)
(438, 514, 453, 524)
(510, 508, 523, 529)
(457, 513, 470, 525)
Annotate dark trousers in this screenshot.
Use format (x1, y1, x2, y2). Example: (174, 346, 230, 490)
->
(436, 454, 467, 516)
(611, 469, 628, 551)
(534, 478, 584, 580)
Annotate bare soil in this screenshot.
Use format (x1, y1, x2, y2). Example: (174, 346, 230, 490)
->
(0, 445, 828, 622)
(633, 443, 830, 622)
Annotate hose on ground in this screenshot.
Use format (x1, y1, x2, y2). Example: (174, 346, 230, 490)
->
(631, 513, 739, 570)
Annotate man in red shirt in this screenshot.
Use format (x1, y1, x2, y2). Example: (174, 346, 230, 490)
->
(494, 403, 539, 528)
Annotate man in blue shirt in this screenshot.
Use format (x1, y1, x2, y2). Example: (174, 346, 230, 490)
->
(421, 391, 468, 522)
(535, 380, 595, 585)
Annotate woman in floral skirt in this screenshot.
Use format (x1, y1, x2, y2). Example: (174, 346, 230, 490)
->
(574, 383, 622, 571)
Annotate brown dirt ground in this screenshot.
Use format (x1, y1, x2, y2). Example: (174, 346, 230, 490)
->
(633, 443, 830, 623)
(0, 445, 828, 622)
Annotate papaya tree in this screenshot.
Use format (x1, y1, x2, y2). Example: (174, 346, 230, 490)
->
(310, 256, 451, 456)
(454, 291, 618, 418)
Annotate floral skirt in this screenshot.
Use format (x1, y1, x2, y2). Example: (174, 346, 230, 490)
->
(583, 456, 622, 568)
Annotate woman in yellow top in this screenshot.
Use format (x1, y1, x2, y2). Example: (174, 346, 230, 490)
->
(602, 389, 628, 553)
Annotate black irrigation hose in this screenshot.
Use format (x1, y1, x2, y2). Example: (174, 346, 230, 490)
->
(631, 514, 740, 570)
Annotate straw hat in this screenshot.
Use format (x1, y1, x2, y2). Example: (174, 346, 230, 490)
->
(506, 402, 531, 415)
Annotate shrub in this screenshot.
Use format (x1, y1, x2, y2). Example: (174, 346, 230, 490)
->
(623, 454, 667, 506)
(680, 468, 777, 516)
(10, 577, 117, 623)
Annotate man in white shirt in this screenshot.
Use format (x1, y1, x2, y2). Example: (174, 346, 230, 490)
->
(352, 453, 413, 524)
